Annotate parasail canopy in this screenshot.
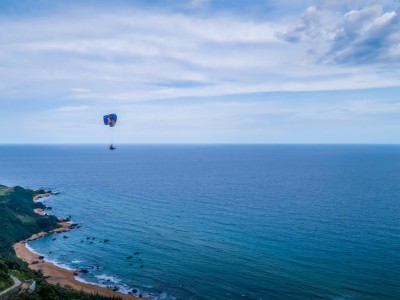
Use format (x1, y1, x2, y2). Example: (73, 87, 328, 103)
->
(103, 114, 117, 127)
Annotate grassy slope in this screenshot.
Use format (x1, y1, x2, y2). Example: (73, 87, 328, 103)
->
(0, 186, 59, 254)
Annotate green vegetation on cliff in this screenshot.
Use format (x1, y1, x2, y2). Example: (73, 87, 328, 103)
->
(0, 260, 13, 291)
(0, 186, 59, 254)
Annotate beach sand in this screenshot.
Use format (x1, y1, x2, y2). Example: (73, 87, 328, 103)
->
(33, 193, 52, 203)
(13, 193, 145, 300)
(33, 208, 44, 216)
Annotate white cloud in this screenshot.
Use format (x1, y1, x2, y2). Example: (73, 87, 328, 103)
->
(0, 2, 399, 108)
(188, 0, 211, 8)
(350, 100, 400, 114)
(325, 5, 400, 64)
(55, 105, 89, 112)
(71, 88, 91, 93)
(279, 3, 400, 66)
(0, 9, 295, 103)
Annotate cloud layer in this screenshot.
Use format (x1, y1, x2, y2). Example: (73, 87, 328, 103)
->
(1, 1, 399, 105)
(281, 2, 400, 65)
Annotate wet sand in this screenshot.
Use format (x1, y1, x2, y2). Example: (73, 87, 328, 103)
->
(14, 192, 145, 300)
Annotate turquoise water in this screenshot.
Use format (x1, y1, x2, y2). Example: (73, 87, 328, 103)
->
(1, 145, 400, 299)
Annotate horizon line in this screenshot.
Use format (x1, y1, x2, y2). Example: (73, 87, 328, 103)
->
(1, 143, 400, 146)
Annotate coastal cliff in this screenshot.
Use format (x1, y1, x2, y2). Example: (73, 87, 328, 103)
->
(0, 185, 143, 300)
(0, 186, 59, 254)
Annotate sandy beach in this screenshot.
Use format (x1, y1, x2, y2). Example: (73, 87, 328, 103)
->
(13, 193, 145, 300)
(33, 193, 52, 203)
(33, 208, 44, 216)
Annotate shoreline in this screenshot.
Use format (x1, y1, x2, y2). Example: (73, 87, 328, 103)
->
(13, 192, 145, 300)
(33, 192, 52, 203)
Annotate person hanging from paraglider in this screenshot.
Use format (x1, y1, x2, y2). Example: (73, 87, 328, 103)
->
(103, 113, 117, 150)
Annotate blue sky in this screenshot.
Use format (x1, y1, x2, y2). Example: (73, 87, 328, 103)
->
(1, 0, 400, 143)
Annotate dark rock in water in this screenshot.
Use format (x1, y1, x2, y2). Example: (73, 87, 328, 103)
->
(134, 252, 140, 255)
(89, 241, 94, 244)
(129, 263, 133, 266)
(80, 240, 84, 243)
(104, 239, 110, 243)
(80, 269, 89, 274)
(73, 271, 80, 276)
(92, 237, 95, 240)
(112, 287, 119, 292)
(139, 294, 142, 298)
(38, 256, 44, 260)
(47, 207, 53, 210)
(131, 289, 138, 293)
(86, 237, 91, 240)
(127, 255, 133, 259)
(63, 236, 68, 239)
(49, 251, 52, 254)
(52, 238, 57, 241)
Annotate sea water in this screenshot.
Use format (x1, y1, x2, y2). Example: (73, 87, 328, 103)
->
(1, 145, 399, 299)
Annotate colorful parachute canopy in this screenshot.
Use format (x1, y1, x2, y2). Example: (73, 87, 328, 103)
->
(103, 114, 117, 127)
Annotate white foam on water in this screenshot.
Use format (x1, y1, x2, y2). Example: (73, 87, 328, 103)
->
(95, 273, 121, 284)
(71, 259, 83, 264)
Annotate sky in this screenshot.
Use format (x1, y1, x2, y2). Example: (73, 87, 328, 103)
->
(1, 0, 400, 144)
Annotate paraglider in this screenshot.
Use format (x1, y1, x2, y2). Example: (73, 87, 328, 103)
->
(103, 114, 117, 150)
(103, 114, 117, 127)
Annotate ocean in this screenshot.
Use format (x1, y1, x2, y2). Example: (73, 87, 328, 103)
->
(1, 145, 399, 299)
